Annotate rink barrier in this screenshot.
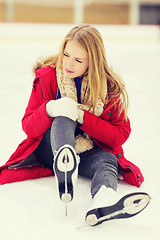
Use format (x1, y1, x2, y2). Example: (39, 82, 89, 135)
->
(0, 23, 159, 43)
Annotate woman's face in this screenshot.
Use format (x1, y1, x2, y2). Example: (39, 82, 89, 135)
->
(62, 40, 89, 78)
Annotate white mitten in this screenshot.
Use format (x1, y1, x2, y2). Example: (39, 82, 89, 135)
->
(46, 97, 78, 121)
(77, 109, 84, 125)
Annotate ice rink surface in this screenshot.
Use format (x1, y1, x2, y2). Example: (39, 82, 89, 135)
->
(0, 23, 160, 239)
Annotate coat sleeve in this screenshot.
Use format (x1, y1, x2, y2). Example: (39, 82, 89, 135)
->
(22, 77, 53, 138)
(80, 102, 131, 148)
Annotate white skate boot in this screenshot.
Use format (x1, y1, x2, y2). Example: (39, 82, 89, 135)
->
(85, 185, 151, 226)
(53, 144, 79, 206)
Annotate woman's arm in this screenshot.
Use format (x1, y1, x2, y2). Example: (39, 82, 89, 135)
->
(80, 102, 131, 148)
(22, 78, 53, 138)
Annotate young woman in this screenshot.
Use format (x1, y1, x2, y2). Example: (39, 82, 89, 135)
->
(0, 24, 150, 226)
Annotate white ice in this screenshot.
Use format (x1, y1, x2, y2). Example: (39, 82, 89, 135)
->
(0, 23, 160, 240)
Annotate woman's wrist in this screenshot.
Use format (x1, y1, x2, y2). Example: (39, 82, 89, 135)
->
(46, 100, 54, 117)
(77, 109, 84, 124)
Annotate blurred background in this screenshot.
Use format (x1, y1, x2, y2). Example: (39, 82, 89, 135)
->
(0, 0, 160, 25)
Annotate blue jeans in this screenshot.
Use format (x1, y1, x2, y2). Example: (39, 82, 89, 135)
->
(35, 117, 118, 197)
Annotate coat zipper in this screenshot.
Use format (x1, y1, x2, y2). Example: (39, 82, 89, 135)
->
(39, 77, 47, 101)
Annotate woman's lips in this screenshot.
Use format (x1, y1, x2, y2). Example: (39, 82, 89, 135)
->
(65, 68, 74, 74)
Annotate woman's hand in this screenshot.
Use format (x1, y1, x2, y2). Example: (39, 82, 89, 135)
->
(46, 97, 79, 121)
(77, 109, 84, 125)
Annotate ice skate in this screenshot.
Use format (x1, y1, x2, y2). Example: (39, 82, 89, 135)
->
(85, 185, 151, 226)
(53, 144, 79, 204)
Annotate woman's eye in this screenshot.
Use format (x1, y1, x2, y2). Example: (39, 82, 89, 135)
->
(76, 59, 82, 63)
(64, 53, 69, 57)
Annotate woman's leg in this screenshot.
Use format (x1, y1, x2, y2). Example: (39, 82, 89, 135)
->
(50, 116, 79, 203)
(50, 116, 76, 154)
(78, 146, 118, 197)
(34, 116, 77, 170)
(34, 127, 53, 170)
(80, 147, 150, 227)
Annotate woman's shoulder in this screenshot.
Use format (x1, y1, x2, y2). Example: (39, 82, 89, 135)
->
(33, 66, 58, 98)
(35, 65, 56, 78)
(33, 66, 57, 92)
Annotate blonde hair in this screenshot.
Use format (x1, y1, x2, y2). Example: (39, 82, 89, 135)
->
(35, 24, 129, 118)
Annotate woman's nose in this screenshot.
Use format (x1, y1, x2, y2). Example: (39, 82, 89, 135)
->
(67, 59, 74, 69)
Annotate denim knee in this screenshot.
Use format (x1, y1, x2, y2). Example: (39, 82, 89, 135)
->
(50, 116, 76, 153)
(93, 150, 118, 173)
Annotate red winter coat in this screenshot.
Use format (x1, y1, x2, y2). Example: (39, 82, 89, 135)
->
(0, 66, 144, 187)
